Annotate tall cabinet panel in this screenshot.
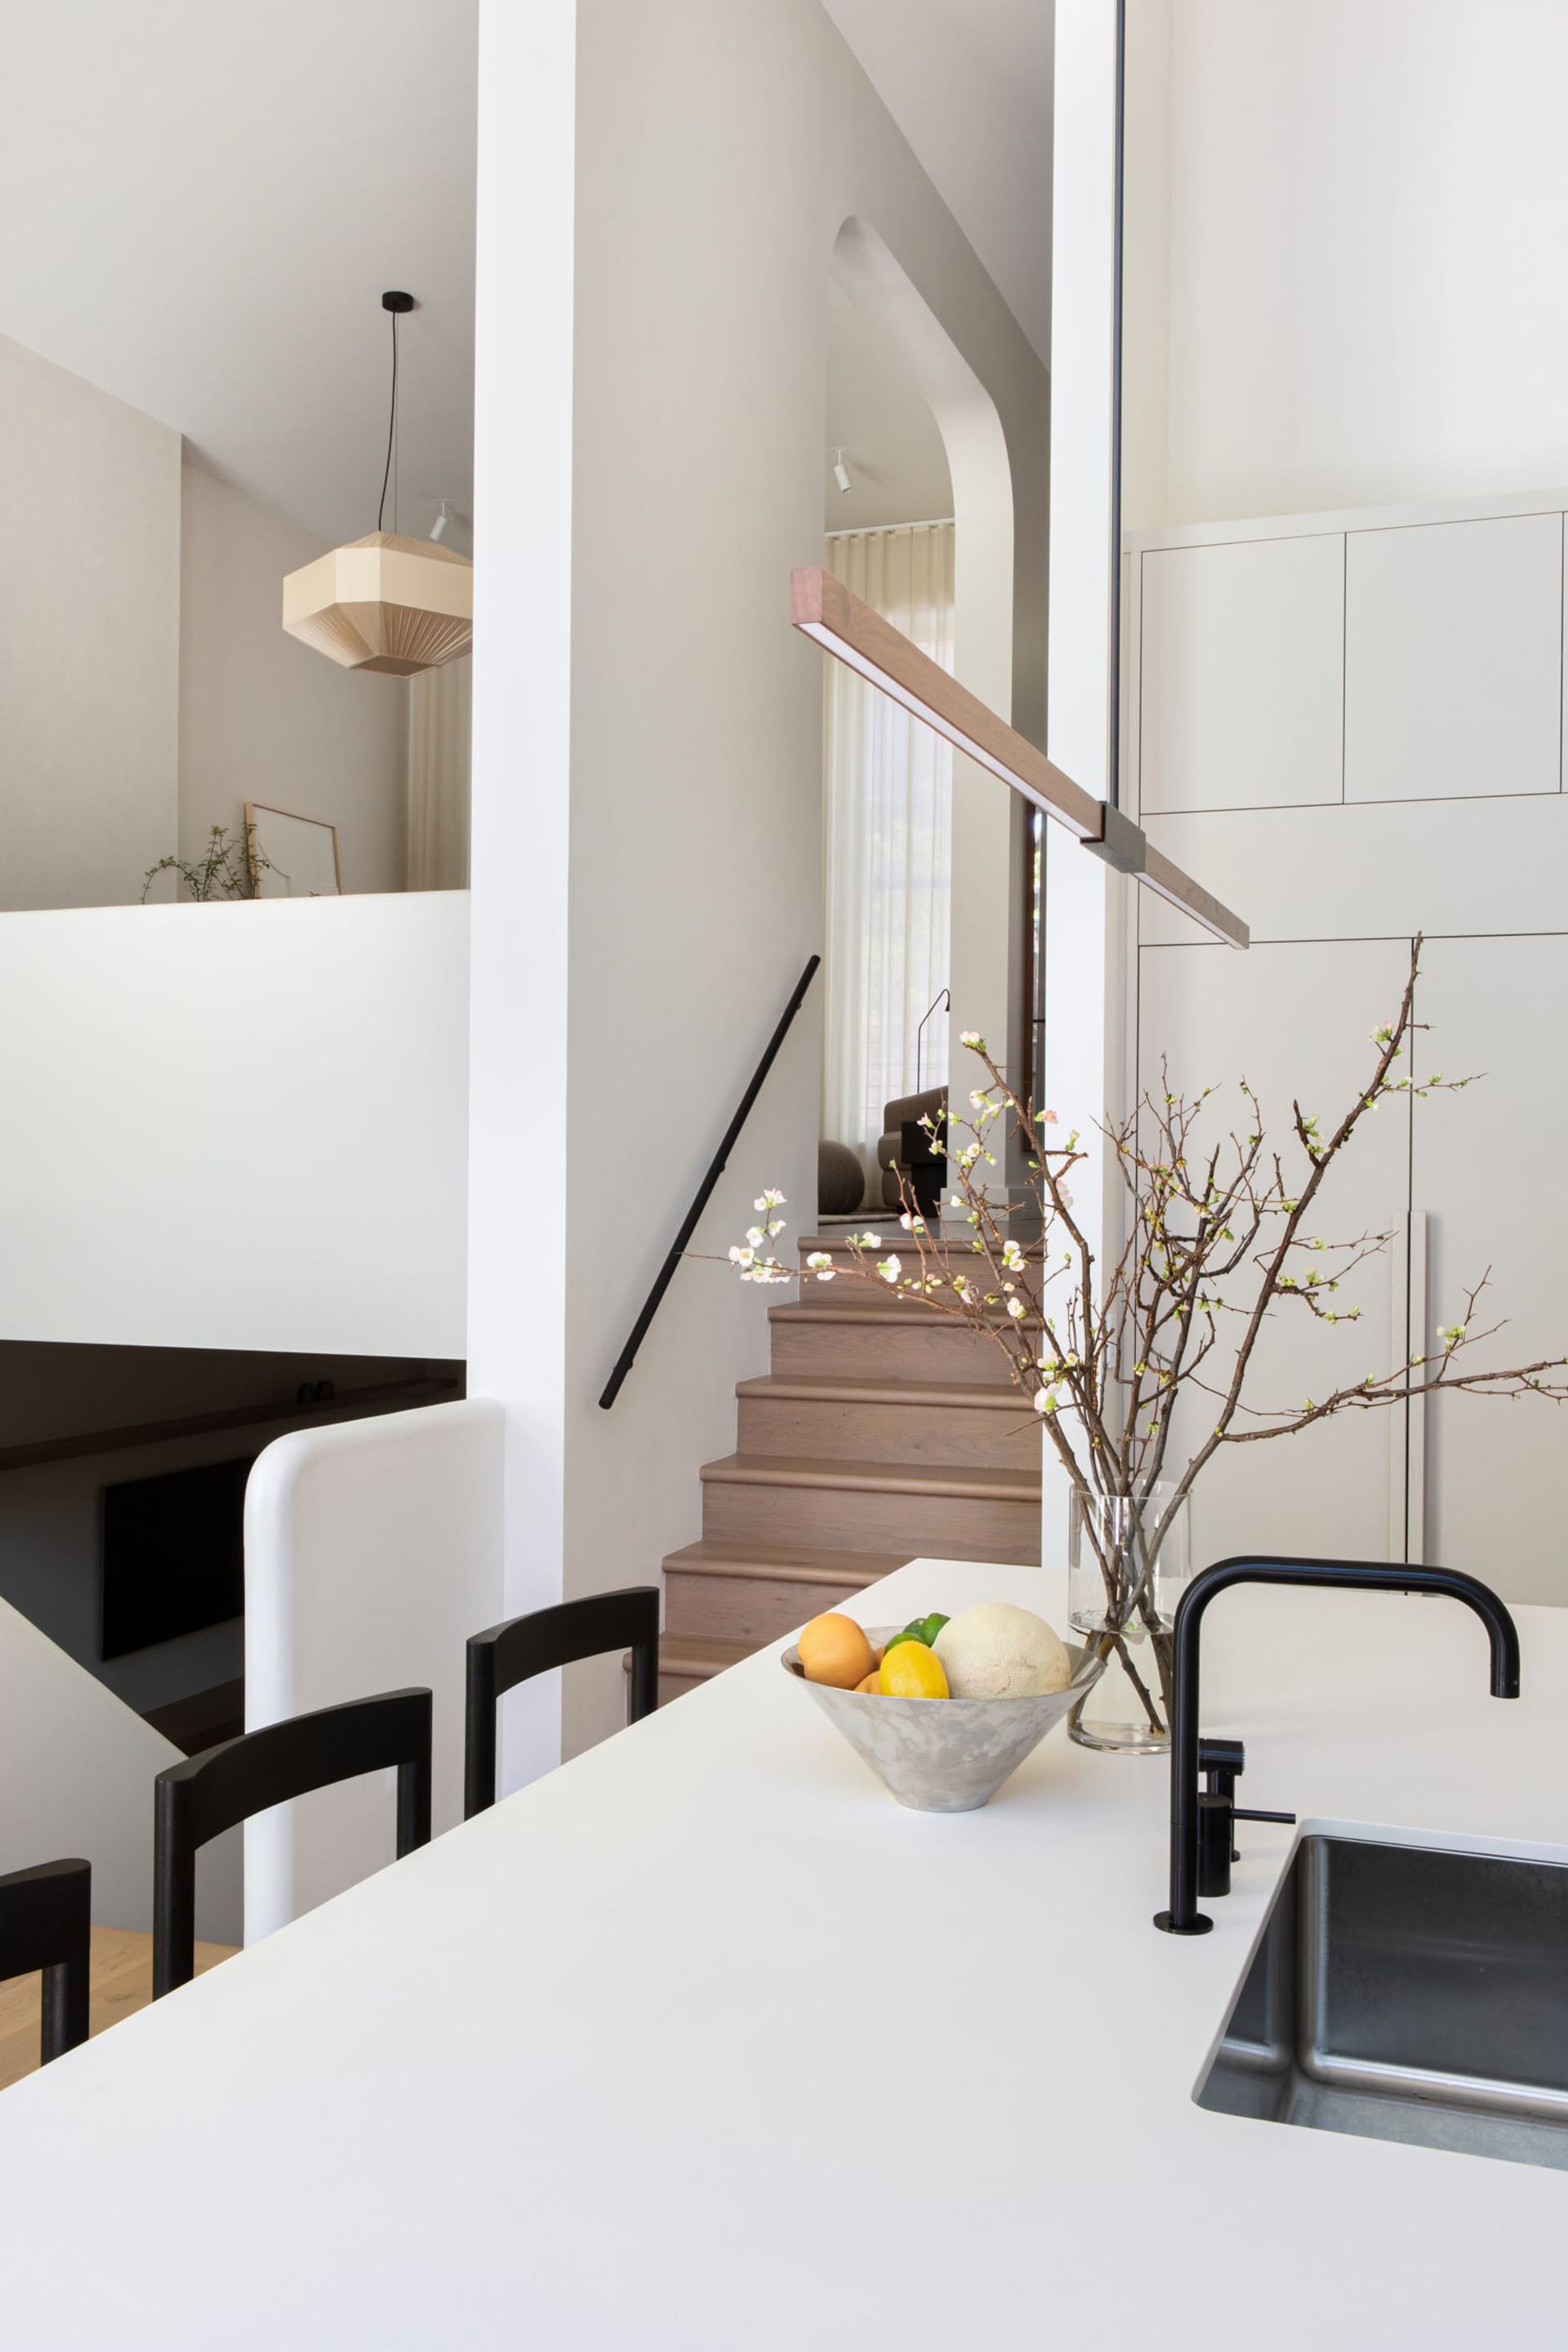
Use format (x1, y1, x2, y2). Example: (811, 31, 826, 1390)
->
(1415, 936, 1568, 1603)
(1138, 534, 1345, 814)
(1344, 513, 1563, 804)
(1137, 939, 1414, 1572)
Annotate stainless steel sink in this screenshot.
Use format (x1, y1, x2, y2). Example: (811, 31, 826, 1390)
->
(1196, 1833, 1568, 2171)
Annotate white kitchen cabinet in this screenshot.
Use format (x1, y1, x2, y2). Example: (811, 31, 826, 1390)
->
(1138, 533, 1344, 814)
(1137, 938, 1414, 1572)
(1139, 792, 1568, 948)
(1344, 511, 1563, 804)
(1414, 935, 1568, 1604)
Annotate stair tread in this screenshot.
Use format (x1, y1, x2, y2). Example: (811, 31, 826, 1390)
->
(662, 1536, 911, 1584)
(769, 1299, 1029, 1330)
(795, 1236, 966, 1259)
(697, 1451, 1041, 1501)
(736, 1371, 1028, 1411)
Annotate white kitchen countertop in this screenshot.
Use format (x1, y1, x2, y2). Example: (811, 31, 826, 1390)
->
(0, 1557, 1563, 2347)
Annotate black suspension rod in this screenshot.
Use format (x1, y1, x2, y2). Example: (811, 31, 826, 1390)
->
(599, 954, 821, 1410)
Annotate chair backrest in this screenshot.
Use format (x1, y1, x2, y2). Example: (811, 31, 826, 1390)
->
(0, 1859, 91, 2066)
(464, 1587, 660, 1819)
(154, 1689, 432, 1998)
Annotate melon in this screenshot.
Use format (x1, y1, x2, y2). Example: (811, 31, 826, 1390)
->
(933, 1603, 1071, 1699)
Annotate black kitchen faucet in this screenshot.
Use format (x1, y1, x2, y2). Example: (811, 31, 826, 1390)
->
(1154, 1555, 1521, 1936)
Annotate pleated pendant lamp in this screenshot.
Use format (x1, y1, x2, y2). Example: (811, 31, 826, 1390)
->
(283, 292, 472, 678)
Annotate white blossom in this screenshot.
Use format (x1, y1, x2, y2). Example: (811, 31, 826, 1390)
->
(876, 1254, 902, 1284)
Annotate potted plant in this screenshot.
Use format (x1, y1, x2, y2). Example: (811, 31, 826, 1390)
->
(724, 938, 1568, 1749)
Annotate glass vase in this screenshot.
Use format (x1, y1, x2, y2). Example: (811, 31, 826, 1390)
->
(1066, 1486, 1192, 1754)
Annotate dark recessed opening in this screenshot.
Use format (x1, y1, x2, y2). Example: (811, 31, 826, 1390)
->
(100, 1456, 251, 1659)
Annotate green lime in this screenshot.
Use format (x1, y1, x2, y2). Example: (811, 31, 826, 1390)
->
(918, 1612, 951, 1646)
(883, 1628, 929, 1657)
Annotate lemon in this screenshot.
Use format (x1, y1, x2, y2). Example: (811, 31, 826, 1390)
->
(879, 1641, 949, 1699)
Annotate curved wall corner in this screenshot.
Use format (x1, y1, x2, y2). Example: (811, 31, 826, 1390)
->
(243, 1396, 504, 1943)
(830, 212, 1046, 1090)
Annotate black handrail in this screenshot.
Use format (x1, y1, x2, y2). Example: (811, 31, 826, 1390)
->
(915, 987, 949, 1095)
(599, 954, 822, 1409)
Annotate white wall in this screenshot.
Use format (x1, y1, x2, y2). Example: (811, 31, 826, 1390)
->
(0, 1592, 238, 1940)
(244, 1399, 502, 1940)
(179, 457, 408, 893)
(471, 0, 1054, 1766)
(1126, 0, 1568, 528)
(0, 893, 469, 1357)
(0, 333, 180, 912)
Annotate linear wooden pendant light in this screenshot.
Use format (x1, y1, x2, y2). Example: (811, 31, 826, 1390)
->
(791, 567, 1248, 950)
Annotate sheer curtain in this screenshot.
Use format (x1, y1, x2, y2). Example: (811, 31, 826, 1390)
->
(406, 651, 472, 889)
(822, 523, 954, 1184)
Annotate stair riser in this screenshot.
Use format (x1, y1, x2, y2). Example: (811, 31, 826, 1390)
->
(702, 1475, 1040, 1560)
(657, 1668, 706, 1707)
(770, 1318, 1011, 1387)
(798, 1254, 1009, 1287)
(665, 1566, 882, 1643)
(737, 1392, 1039, 1470)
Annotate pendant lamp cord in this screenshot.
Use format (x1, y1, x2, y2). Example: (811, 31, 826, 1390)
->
(376, 306, 400, 534)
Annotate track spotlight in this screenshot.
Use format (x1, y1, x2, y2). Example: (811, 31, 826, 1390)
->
(831, 448, 852, 496)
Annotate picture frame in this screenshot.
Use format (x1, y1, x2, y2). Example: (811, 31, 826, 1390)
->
(245, 802, 343, 899)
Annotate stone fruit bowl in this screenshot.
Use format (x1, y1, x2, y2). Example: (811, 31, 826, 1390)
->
(782, 1626, 1105, 1814)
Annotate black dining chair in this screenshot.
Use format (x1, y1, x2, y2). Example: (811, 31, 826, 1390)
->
(153, 1689, 433, 1998)
(464, 1588, 660, 1820)
(0, 1859, 91, 2068)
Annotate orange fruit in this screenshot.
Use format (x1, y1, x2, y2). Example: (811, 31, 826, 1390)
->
(853, 1670, 880, 1695)
(797, 1612, 875, 1690)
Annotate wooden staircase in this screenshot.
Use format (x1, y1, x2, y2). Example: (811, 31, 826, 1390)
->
(657, 1235, 1042, 1703)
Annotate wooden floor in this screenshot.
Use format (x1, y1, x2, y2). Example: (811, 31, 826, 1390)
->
(0, 1927, 237, 2093)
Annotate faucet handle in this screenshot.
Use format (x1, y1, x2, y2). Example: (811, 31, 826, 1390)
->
(1199, 1736, 1245, 1800)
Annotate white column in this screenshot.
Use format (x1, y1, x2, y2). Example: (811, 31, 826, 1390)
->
(1043, 0, 1129, 1561)
(466, 0, 579, 1788)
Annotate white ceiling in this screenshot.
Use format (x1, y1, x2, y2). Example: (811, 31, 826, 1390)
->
(0, 0, 478, 549)
(0, 2, 1047, 551)
(821, 0, 1054, 367)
